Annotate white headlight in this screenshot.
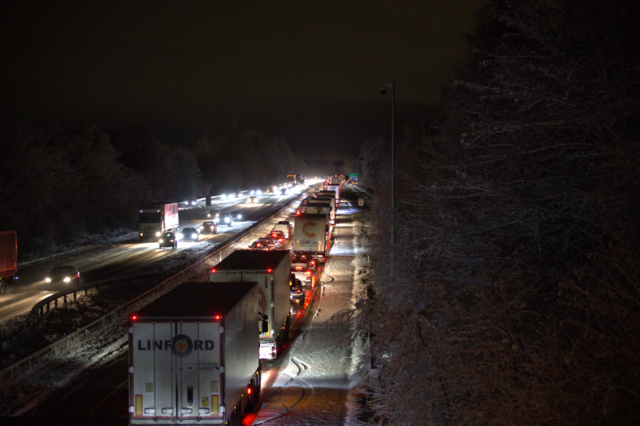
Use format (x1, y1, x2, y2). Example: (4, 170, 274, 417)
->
(225, 217, 230, 223)
(250, 190, 255, 195)
(155, 231, 161, 237)
(45, 277, 51, 283)
(192, 233, 197, 238)
(221, 194, 227, 200)
(64, 277, 71, 283)
(191, 200, 197, 205)
(257, 190, 262, 195)
(159, 239, 163, 242)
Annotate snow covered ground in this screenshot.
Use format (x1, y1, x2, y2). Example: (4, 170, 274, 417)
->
(252, 201, 370, 426)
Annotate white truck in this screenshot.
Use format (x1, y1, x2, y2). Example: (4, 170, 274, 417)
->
(323, 186, 341, 204)
(330, 176, 342, 185)
(293, 213, 329, 264)
(129, 281, 261, 426)
(312, 196, 336, 224)
(304, 202, 332, 227)
(209, 250, 291, 360)
(138, 202, 179, 242)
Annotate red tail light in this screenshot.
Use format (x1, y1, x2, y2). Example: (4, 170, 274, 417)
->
(305, 271, 311, 275)
(247, 387, 252, 395)
(132, 315, 137, 321)
(211, 268, 216, 273)
(267, 268, 272, 273)
(215, 315, 221, 320)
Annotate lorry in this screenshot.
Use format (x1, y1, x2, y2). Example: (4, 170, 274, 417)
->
(139, 202, 179, 242)
(304, 202, 332, 226)
(293, 213, 330, 265)
(313, 196, 336, 224)
(324, 186, 341, 204)
(129, 281, 261, 426)
(209, 250, 291, 360)
(0, 230, 17, 293)
(330, 176, 342, 185)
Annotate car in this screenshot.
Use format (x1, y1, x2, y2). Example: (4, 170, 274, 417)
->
(230, 210, 243, 221)
(45, 266, 81, 285)
(256, 238, 276, 249)
(159, 231, 178, 249)
(249, 240, 274, 250)
(179, 227, 199, 242)
(200, 221, 217, 234)
(300, 198, 309, 206)
(273, 221, 292, 239)
(293, 254, 316, 270)
(207, 210, 221, 222)
(221, 213, 234, 226)
(269, 230, 286, 245)
(291, 259, 313, 283)
(247, 195, 258, 203)
(290, 277, 304, 301)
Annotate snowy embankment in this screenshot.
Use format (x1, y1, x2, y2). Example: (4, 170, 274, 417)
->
(253, 202, 371, 426)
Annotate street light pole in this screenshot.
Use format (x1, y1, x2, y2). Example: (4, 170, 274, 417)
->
(381, 78, 395, 247)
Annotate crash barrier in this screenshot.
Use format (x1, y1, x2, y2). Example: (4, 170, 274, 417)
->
(29, 274, 147, 319)
(0, 195, 303, 383)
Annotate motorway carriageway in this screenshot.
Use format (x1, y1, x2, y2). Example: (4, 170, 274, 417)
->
(0, 191, 301, 323)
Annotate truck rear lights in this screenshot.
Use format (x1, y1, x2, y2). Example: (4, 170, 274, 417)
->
(211, 268, 216, 273)
(132, 315, 138, 321)
(214, 315, 221, 320)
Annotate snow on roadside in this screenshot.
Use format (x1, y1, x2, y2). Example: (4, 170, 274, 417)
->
(255, 202, 367, 426)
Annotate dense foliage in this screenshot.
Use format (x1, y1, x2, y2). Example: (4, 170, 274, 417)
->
(0, 120, 306, 257)
(355, 0, 640, 424)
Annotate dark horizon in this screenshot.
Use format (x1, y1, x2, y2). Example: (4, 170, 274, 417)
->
(0, 1, 477, 159)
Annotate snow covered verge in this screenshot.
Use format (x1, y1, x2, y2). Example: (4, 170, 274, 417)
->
(251, 199, 373, 426)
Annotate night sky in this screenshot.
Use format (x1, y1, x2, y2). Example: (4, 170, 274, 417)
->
(1, 1, 479, 158)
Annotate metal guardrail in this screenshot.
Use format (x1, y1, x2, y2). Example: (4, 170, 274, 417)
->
(0, 195, 302, 383)
(29, 274, 147, 319)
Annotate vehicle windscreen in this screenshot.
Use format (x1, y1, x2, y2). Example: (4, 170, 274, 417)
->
(139, 213, 161, 223)
(203, 222, 214, 226)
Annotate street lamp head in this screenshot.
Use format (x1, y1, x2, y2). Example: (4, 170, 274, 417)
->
(380, 86, 386, 95)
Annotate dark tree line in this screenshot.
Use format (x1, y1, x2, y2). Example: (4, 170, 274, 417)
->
(193, 129, 308, 194)
(355, 0, 640, 424)
(0, 120, 307, 257)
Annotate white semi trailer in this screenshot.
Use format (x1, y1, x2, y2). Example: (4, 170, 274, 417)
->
(128, 281, 261, 426)
(209, 250, 291, 360)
